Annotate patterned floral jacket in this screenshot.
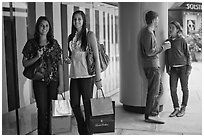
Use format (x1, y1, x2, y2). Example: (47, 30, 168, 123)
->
(22, 38, 62, 83)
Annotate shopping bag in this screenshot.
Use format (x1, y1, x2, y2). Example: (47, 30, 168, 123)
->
(90, 89, 113, 116)
(89, 101, 115, 134)
(51, 94, 72, 117)
(50, 116, 72, 134)
(50, 93, 72, 134)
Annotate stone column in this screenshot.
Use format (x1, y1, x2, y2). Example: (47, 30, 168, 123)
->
(119, 2, 169, 113)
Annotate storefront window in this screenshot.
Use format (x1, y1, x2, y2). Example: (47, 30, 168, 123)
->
(95, 10, 99, 41)
(85, 8, 90, 30)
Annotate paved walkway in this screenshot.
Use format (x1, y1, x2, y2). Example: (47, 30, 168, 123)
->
(29, 62, 202, 135)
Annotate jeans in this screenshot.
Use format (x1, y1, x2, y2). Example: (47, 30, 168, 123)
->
(70, 77, 94, 135)
(170, 66, 189, 108)
(33, 80, 59, 135)
(144, 67, 160, 119)
(151, 79, 164, 113)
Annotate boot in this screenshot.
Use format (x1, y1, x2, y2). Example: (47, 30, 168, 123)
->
(176, 107, 186, 117)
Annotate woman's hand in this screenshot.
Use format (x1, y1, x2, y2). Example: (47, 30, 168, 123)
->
(167, 67, 171, 75)
(95, 79, 102, 90)
(37, 49, 44, 58)
(64, 57, 72, 64)
(162, 41, 171, 51)
(58, 84, 64, 94)
(185, 65, 192, 75)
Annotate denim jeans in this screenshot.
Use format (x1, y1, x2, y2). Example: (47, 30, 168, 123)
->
(144, 67, 160, 119)
(170, 66, 189, 108)
(33, 80, 59, 135)
(151, 79, 164, 113)
(70, 77, 94, 135)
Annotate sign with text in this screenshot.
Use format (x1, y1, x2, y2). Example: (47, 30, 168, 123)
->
(181, 2, 202, 12)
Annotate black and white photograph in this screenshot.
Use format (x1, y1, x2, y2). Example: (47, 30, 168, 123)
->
(1, 1, 202, 135)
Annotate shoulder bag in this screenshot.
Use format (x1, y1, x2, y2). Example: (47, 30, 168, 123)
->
(86, 31, 110, 75)
(23, 58, 44, 80)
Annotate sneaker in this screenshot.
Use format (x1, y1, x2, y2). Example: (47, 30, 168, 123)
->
(145, 116, 165, 124)
(150, 111, 159, 116)
(159, 105, 163, 112)
(176, 107, 186, 117)
(169, 108, 180, 117)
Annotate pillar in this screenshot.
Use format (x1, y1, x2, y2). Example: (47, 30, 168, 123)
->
(119, 2, 169, 113)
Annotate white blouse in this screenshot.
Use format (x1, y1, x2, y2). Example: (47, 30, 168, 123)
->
(69, 33, 93, 79)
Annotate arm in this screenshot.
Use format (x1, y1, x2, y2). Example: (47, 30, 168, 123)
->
(183, 39, 192, 74)
(64, 35, 72, 64)
(56, 40, 64, 93)
(143, 33, 163, 57)
(183, 40, 191, 66)
(165, 50, 170, 74)
(22, 40, 43, 67)
(58, 61, 64, 93)
(88, 32, 102, 89)
(22, 49, 43, 67)
(143, 33, 171, 57)
(67, 35, 72, 59)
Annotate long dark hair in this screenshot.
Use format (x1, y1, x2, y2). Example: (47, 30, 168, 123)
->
(68, 10, 87, 52)
(34, 16, 54, 45)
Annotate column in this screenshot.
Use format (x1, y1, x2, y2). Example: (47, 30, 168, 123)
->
(119, 2, 169, 113)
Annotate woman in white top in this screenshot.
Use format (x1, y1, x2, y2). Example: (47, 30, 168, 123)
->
(65, 10, 102, 135)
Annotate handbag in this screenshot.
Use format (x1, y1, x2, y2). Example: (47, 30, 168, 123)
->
(90, 89, 113, 116)
(51, 94, 72, 117)
(86, 31, 110, 75)
(23, 58, 44, 80)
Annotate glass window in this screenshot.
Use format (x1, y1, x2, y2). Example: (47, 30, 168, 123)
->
(103, 12, 106, 46)
(95, 10, 99, 41)
(107, 13, 110, 56)
(85, 8, 90, 30)
(111, 14, 114, 44)
(115, 16, 119, 44)
(74, 6, 79, 11)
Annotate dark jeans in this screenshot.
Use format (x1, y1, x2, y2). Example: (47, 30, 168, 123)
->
(144, 67, 160, 119)
(70, 77, 94, 135)
(33, 80, 59, 135)
(170, 66, 189, 108)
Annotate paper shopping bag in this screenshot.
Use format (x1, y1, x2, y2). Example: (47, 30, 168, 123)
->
(50, 93, 72, 134)
(52, 99, 72, 117)
(50, 116, 72, 134)
(89, 101, 115, 134)
(90, 89, 113, 116)
(90, 97, 113, 116)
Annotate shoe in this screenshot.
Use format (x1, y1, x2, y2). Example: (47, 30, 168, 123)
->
(176, 107, 186, 117)
(159, 105, 163, 112)
(150, 111, 159, 116)
(145, 116, 165, 124)
(169, 108, 179, 117)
